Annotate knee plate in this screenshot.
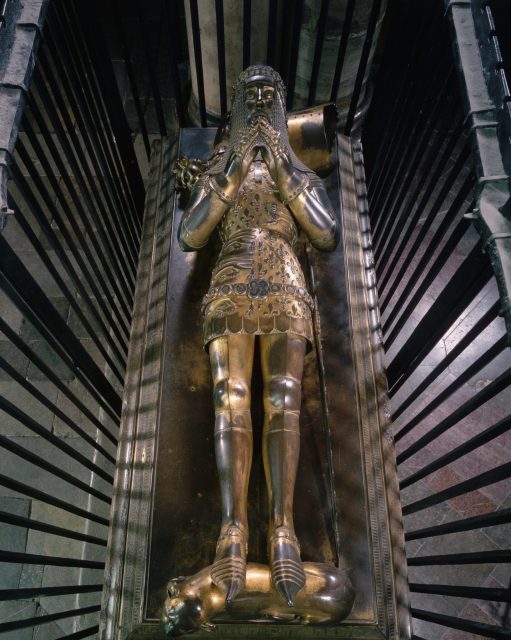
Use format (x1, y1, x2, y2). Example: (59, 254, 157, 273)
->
(264, 375, 302, 413)
(213, 377, 251, 414)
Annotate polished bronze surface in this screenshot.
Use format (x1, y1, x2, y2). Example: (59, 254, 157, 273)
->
(108, 131, 410, 639)
(161, 561, 355, 635)
(286, 104, 337, 177)
(175, 66, 340, 610)
(213, 103, 338, 178)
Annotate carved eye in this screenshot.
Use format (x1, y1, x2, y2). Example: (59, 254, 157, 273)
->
(245, 90, 256, 100)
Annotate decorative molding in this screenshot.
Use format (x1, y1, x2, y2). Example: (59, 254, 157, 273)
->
(100, 137, 178, 638)
(103, 130, 410, 639)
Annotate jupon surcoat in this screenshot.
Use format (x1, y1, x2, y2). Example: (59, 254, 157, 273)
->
(202, 160, 313, 348)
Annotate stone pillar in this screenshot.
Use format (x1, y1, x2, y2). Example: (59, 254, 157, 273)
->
(185, 0, 274, 124)
(293, 0, 387, 126)
(184, 0, 386, 128)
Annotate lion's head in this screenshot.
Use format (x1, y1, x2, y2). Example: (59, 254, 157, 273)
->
(160, 578, 215, 636)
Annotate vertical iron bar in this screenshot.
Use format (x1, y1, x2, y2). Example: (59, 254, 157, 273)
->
(114, 0, 151, 159)
(9, 179, 127, 380)
(391, 300, 500, 407)
(380, 139, 471, 316)
(377, 120, 465, 293)
(15, 117, 132, 338)
(0, 435, 112, 503)
(383, 208, 471, 343)
(24, 82, 135, 317)
(0, 317, 117, 444)
(371, 43, 453, 247)
(0, 352, 116, 462)
(59, 626, 101, 640)
(0, 395, 115, 483)
(33, 50, 136, 282)
(10, 161, 129, 358)
(330, 0, 355, 103)
(396, 368, 511, 465)
(55, 3, 145, 240)
(0, 605, 102, 634)
(0, 550, 105, 567)
(163, 0, 186, 127)
(0, 253, 122, 421)
(0, 511, 108, 546)
(44, 18, 141, 263)
(0, 585, 103, 601)
(411, 607, 510, 637)
(135, 0, 168, 136)
(400, 414, 511, 489)
(367, 4, 439, 199)
(73, 0, 145, 217)
(373, 66, 454, 254)
(307, 0, 329, 106)
(36, 60, 138, 290)
(374, 79, 459, 273)
(402, 463, 511, 513)
(344, 0, 382, 135)
(189, 0, 207, 126)
(382, 174, 475, 333)
(409, 584, 511, 602)
(0, 475, 109, 526)
(406, 509, 511, 541)
(215, 0, 227, 115)
(385, 243, 492, 384)
(243, 0, 251, 69)
(0, 0, 8, 28)
(286, 0, 303, 110)
(395, 335, 507, 443)
(266, 0, 277, 67)
(369, 80, 421, 223)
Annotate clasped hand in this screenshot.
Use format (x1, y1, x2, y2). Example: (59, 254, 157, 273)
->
(223, 117, 293, 191)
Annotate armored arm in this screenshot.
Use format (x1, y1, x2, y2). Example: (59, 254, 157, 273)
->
(178, 134, 260, 251)
(282, 172, 340, 252)
(178, 176, 231, 251)
(258, 120, 339, 252)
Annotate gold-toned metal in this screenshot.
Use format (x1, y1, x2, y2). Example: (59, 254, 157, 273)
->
(213, 104, 338, 178)
(173, 65, 343, 619)
(287, 104, 338, 177)
(161, 562, 355, 636)
(173, 156, 208, 190)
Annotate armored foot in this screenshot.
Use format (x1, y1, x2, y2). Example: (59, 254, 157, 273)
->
(210, 524, 247, 603)
(269, 526, 306, 606)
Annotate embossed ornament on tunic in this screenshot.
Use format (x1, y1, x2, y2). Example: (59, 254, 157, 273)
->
(202, 160, 313, 347)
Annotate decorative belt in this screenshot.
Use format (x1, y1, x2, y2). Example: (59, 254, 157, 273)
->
(202, 279, 313, 311)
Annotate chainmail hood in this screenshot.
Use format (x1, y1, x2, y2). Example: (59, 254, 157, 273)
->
(207, 65, 316, 180)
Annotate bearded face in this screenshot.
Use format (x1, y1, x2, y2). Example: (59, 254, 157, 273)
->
(229, 68, 287, 140)
(208, 66, 300, 176)
(244, 81, 276, 125)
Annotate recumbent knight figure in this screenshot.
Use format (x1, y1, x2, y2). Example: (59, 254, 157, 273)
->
(177, 65, 340, 608)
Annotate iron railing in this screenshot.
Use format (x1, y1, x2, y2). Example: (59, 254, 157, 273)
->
(0, 0, 143, 636)
(362, 0, 511, 637)
(105, 0, 386, 132)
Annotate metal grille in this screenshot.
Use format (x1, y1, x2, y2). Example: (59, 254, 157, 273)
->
(362, 1, 511, 637)
(107, 0, 386, 134)
(0, 0, 143, 636)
